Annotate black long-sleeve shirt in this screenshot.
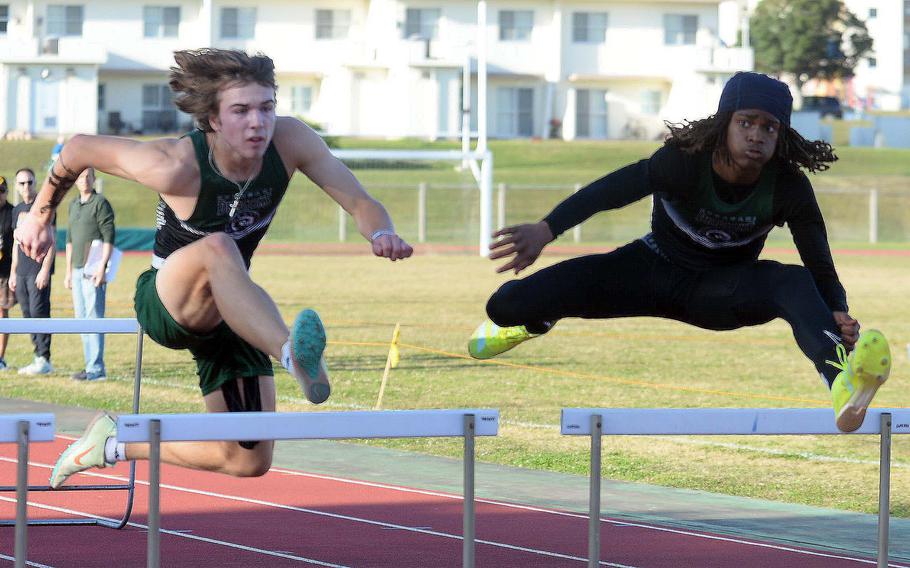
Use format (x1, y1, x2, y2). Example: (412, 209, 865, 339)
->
(543, 144, 848, 312)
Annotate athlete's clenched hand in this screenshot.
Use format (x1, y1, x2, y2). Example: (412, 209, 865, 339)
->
(833, 311, 860, 351)
(489, 221, 554, 274)
(13, 215, 55, 263)
(371, 233, 413, 261)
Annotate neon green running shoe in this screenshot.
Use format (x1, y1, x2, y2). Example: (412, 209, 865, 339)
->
(468, 320, 537, 359)
(50, 413, 116, 489)
(829, 329, 891, 433)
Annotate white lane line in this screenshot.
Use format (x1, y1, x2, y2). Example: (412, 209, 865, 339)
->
(0, 554, 55, 568)
(271, 469, 904, 566)
(0, 457, 629, 566)
(0, 496, 348, 568)
(5, 456, 906, 567)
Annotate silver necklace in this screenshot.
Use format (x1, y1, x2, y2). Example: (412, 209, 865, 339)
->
(207, 138, 258, 218)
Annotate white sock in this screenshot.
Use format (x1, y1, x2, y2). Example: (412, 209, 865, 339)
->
(104, 437, 127, 463)
(280, 340, 293, 372)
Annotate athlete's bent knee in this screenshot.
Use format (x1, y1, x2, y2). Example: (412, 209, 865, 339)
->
(201, 232, 241, 259)
(486, 280, 524, 326)
(223, 442, 272, 477)
(774, 264, 816, 293)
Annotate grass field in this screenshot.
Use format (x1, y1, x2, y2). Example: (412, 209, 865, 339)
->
(0, 249, 907, 517)
(0, 136, 907, 518)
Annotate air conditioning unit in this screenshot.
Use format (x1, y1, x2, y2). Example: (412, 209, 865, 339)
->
(42, 37, 59, 55)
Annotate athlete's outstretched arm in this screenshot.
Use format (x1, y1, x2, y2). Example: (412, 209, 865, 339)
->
(278, 118, 412, 260)
(15, 134, 187, 261)
(489, 158, 653, 274)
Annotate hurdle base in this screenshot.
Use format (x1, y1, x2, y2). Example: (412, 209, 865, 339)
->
(0, 484, 132, 492)
(0, 517, 125, 528)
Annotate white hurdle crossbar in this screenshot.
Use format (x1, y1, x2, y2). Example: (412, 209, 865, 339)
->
(0, 414, 55, 568)
(561, 408, 910, 568)
(0, 318, 145, 530)
(117, 409, 500, 568)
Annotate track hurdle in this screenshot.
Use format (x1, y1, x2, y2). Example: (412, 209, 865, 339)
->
(117, 409, 500, 568)
(0, 318, 144, 529)
(561, 408, 910, 568)
(0, 413, 55, 568)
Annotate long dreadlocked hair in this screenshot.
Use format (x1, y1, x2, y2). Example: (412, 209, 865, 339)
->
(664, 111, 837, 174)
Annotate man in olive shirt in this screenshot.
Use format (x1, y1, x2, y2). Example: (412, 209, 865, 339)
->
(65, 168, 115, 381)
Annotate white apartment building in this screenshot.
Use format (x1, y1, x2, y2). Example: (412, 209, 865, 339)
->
(734, 0, 910, 111)
(0, 1, 753, 140)
(841, 0, 909, 110)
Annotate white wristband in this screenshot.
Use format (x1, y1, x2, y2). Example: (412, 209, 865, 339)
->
(370, 229, 396, 242)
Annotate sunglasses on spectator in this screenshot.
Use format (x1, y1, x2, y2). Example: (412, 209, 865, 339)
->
(17, 180, 35, 185)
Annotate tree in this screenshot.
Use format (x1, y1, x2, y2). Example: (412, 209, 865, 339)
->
(750, 0, 872, 89)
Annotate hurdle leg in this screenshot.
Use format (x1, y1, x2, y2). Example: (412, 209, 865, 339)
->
(112, 329, 146, 529)
(877, 412, 892, 568)
(14, 421, 29, 568)
(588, 414, 602, 568)
(463, 414, 475, 568)
(147, 418, 161, 568)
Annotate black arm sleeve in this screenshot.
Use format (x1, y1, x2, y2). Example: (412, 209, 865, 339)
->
(782, 176, 848, 312)
(542, 159, 652, 238)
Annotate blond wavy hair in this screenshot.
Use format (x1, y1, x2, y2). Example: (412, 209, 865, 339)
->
(169, 48, 277, 132)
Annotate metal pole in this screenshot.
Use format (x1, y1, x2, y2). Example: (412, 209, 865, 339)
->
(496, 183, 506, 230)
(463, 414, 476, 568)
(588, 414, 602, 568)
(418, 182, 427, 243)
(148, 419, 161, 568)
(877, 412, 892, 568)
(462, 50, 471, 166)
(338, 206, 347, 242)
(869, 188, 879, 244)
(14, 421, 29, 568)
(479, 152, 493, 256)
(477, 1, 487, 154)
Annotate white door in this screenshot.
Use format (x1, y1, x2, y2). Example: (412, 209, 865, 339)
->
(33, 78, 61, 134)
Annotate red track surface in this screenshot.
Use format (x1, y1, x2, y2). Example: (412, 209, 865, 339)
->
(1, 438, 904, 567)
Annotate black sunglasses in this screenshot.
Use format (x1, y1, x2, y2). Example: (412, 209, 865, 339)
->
(17, 180, 35, 186)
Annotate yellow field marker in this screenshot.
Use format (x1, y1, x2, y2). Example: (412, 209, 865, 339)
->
(373, 323, 401, 410)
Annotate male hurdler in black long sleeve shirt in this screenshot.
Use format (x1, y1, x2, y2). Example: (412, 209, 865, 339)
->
(467, 72, 892, 433)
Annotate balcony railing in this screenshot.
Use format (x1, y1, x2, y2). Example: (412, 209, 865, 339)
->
(0, 37, 106, 64)
(694, 46, 754, 73)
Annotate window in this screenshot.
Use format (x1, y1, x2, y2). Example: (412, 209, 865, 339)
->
(404, 8, 440, 40)
(0, 5, 9, 34)
(315, 9, 351, 39)
(664, 14, 697, 45)
(291, 85, 313, 115)
(868, 56, 877, 68)
(98, 83, 105, 111)
(641, 90, 661, 115)
(496, 87, 534, 137)
(572, 12, 607, 43)
(869, 8, 877, 18)
(47, 5, 84, 37)
(144, 6, 180, 38)
(142, 84, 177, 132)
(221, 7, 256, 39)
(576, 89, 607, 138)
(499, 10, 533, 41)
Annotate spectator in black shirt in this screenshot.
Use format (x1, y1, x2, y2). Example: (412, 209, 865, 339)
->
(10, 168, 55, 375)
(0, 175, 15, 371)
(468, 72, 891, 433)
